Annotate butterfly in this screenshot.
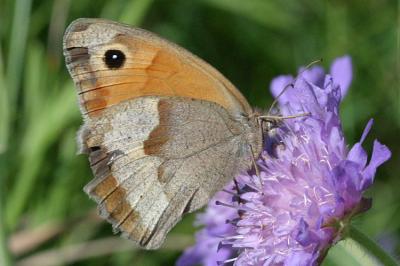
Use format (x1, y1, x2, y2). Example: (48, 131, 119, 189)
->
(64, 18, 272, 249)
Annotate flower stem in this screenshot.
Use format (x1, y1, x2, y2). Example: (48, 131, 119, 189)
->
(348, 224, 399, 266)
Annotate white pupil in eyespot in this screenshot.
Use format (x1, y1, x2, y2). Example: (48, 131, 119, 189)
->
(104, 49, 126, 69)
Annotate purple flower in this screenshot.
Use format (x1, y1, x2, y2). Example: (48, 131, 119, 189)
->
(178, 56, 391, 266)
(177, 190, 237, 266)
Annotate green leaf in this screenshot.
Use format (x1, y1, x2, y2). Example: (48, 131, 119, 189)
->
(324, 238, 379, 266)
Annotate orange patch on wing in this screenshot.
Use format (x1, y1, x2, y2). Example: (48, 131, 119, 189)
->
(91, 175, 118, 201)
(99, 185, 144, 240)
(118, 209, 141, 233)
(103, 187, 125, 212)
(143, 100, 171, 156)
(67, 35, 249, 117)
(94, 177, 143, 236)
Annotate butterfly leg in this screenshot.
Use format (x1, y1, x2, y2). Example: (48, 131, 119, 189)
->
(249, 144, 260, 177)
(233, 178, 241, 202)
(248, 144, 264, 189)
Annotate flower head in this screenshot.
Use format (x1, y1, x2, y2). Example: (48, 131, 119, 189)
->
(178, 56, 391, 266)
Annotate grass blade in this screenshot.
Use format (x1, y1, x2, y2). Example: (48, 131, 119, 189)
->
(6, 0, 33, 121)
(5, 84, 79, 230)
(0, 43, 9, 154)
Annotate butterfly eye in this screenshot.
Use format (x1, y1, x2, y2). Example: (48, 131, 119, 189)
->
(104, 49, 126, 69)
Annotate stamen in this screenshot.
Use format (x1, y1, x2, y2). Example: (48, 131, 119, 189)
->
(215, 201, 239, 209)
(223, 235, 245, 240)
(217, 257, 238, 265)
(222, 189, 237, 196)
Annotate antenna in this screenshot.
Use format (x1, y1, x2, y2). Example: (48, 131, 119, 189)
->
(267, 58, 323, 115)
(258, 112, 311, 121)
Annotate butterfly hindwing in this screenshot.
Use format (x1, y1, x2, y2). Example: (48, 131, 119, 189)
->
(80, 96, 260, 249)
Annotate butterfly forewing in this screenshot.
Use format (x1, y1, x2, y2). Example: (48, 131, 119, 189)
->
(63, 18, 252, 117)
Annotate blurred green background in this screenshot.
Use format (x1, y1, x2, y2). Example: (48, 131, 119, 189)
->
(0, 0, 398, 265)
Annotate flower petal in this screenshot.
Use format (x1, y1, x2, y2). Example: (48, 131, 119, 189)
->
(362, 140, 391, 189)
(360, 119, 374, 144)
(347, 143, 368, 168)
(285, 251, 317, 266)
(278, 77, 320, 116)
(270, 75, 293, 104)
(330, 55, 352, 98)
(296, 219, 320, 246)
(177, 233, 233, 266)
(300, 65, 325, 88)
(347, 119, 374, 167)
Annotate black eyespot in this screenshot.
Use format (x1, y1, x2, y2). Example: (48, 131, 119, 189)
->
(104, 49, 125, 69)
(89, 146, 101, 152)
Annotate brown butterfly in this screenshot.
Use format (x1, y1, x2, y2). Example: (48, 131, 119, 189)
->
(63, 18, 268, 249)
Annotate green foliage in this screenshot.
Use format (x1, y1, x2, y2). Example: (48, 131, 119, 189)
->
(0, 0, 398, 265)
